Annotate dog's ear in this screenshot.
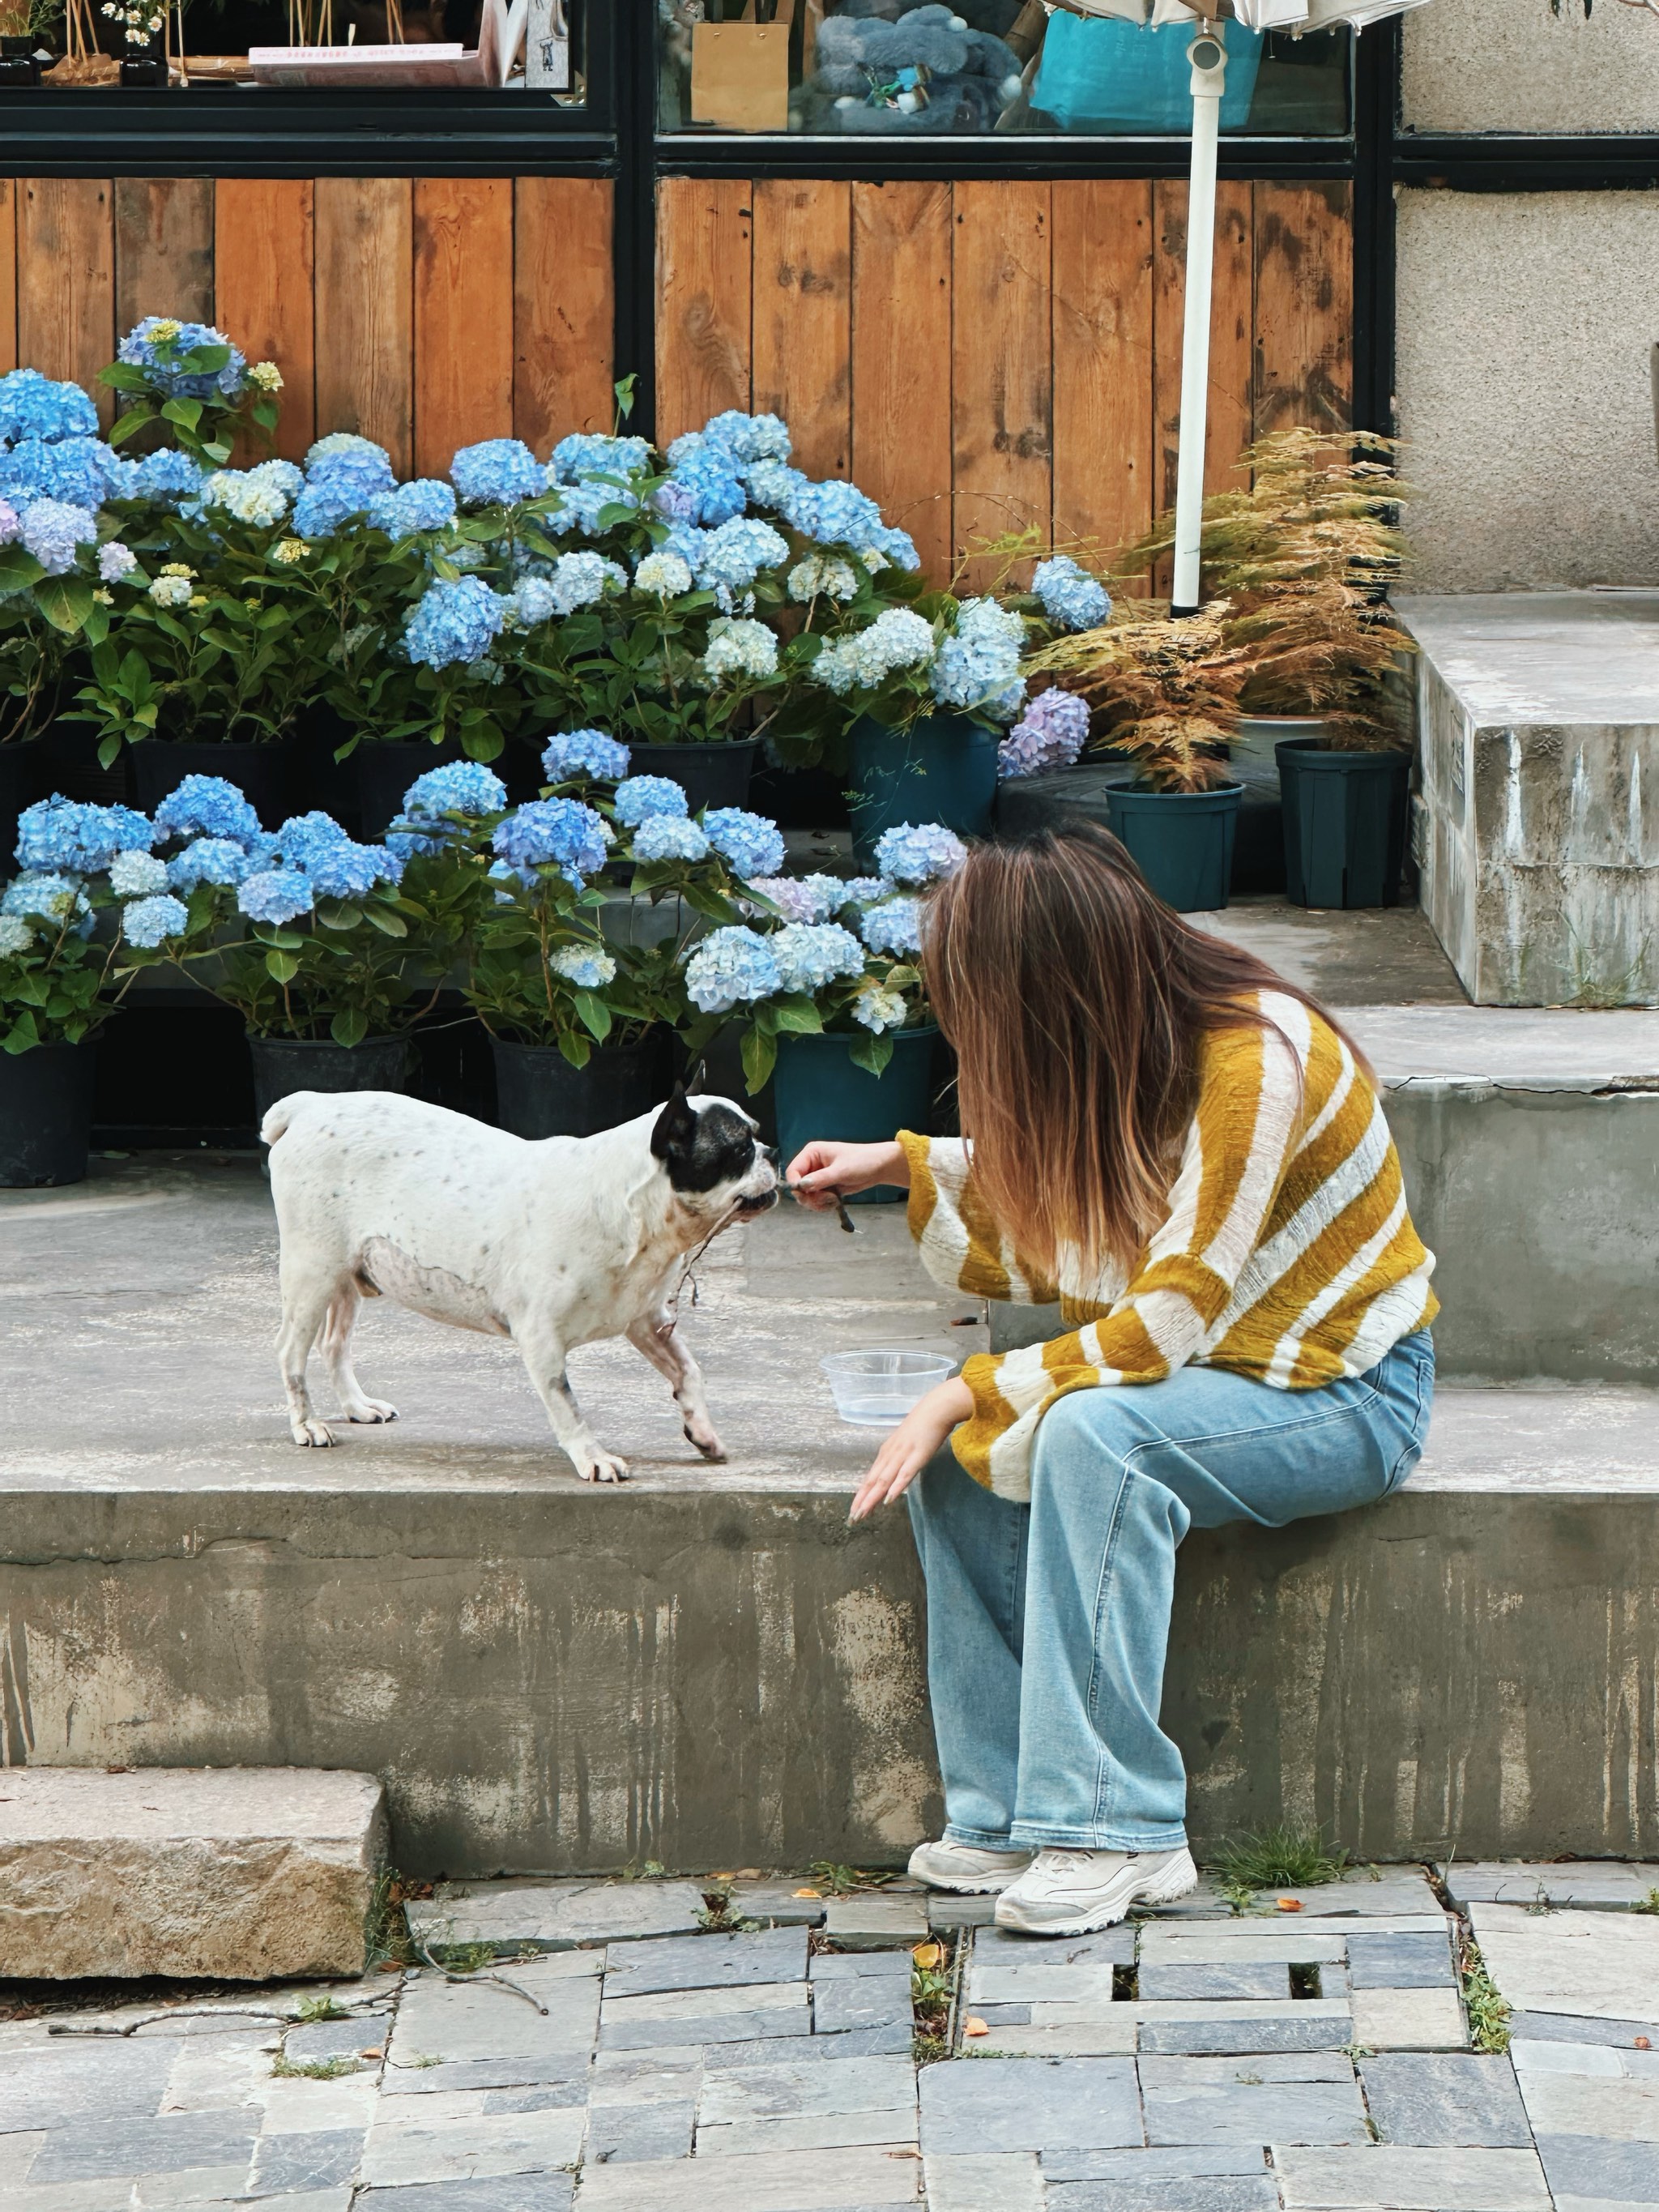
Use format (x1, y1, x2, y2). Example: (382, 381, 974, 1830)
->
(650, 1088, 697, 1162)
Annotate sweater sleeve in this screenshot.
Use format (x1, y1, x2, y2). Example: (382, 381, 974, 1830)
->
(897, 1130, 1059, 1306)
(949, 1014, 1309, 1498)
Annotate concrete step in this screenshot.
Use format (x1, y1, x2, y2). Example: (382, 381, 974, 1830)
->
(2, 1167, 1655, 1874)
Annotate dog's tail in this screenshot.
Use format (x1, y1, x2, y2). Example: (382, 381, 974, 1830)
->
(260, 1094, 305, 1149)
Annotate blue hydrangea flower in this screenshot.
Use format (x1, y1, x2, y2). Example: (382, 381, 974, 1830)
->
(248, 459, 304, 498)
(743, 459, 809, 513)
(549, 550, 628, 615)
(770, 922, 864, 997)
(703, 619, 778, 684)
(450, 438, 544, 506)
(292, 468, 383, 537)
(151, 775, 262, 852)
(931, 596, 1026, 713)
(841, 876, 889, 906)
(702, 808, 785, 880)
(108, 850, 169, 899)
(541, 730, 630, 784)
(874, 822, 967, 886)
(549, 433, 651, 485)
(696, 518, 789, 596)
(118, 318, 248, 399)
(369, 478, 458, 540)
(238, 869, 315, 925)
(0, 914, 32, 957)
(126, 447, 204, 505)
(697, 412, 792, 468)
(302, 839, 396, 900)
(271, 811, 350, 873)
(305, 433, 393, 475)
(633, 550, 693, 599)
(167, 838, 250, 891)
(876, 526, 921, 573)
(0, 435, 124, 514)
(633, 814, 710, 865)
(684, 925, 783, 1014)
(16, 796, 156, 873)
(508, 577, 557, 626)
(1032, 555, 1111, 632)
(657, 439, 746, 528)
(811, 608, 936, 697)
(402, 761, 508, 821)
(0, 368, 100, 445)
(404, 577, 507, 670)
(546, 478, 639, 537)
(859, 897, 924, 957)
(492, 798, 611, 887)
(998, 686, 1090, 779)
(19, 499, 97, 577)
(549, 941, 618, 989)
(779, 476, 886, 553)
(741, 874, 849, 925)
(0, 497, 17, 545)
(98, 541, 138, 584)
(2, 873, 83, 925)
(613, 775, 689, 827)
(121, 893, 190, 949)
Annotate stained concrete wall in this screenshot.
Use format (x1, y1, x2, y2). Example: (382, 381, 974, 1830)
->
(3, 1476, 1657, 1873)
(1402, 0, 1659, 135)
(1394, 191, 1659, 592)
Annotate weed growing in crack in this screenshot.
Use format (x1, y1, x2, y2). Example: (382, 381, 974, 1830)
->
(271, 2053, 361, 2081)
(1460, 1937, 1512, 2054)
(293, 1996, 350, 2024)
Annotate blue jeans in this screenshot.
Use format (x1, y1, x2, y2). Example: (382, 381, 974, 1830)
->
(906, 1332, 1435, 1853)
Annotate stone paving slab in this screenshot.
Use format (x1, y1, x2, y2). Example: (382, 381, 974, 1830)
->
(1139, 1930, 1351, 1965)
(1532, 2132, 1659, 2205)
(570, 2142, 924, 2208)
(1518, 2069, 1659, 2141)
(722, 1881, 828, 1928)
(1138, 1962, 1294, 2001)
(1271, 2142, 1554, 2208)
(1470, 1905, 1659, 2022)
(1349, 1985, 1469, 2051)
(923, 2150, 1046, 2212)
(971, 1926, 1137, 1966)
(823, 1896, 930, 1950)
(1509, 2008, 1659, 2048)
(1228, 1872, 1444, 1918)
(1441, 1862, 1659, 1912)
(1359, 2052, 1533, 2146)
(407, 1881, 706, 1954)
(969, 2019, 1140, 2057)
(919, 2057, 1142, 2154)
(601, 1926, 808, 1997)
(812, 1951, 915, 1981)
(1138, 2059, 1369, 2146)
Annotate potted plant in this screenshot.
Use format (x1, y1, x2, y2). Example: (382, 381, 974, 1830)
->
(0, 794, 164, 1185)
(122, 774, 472, 1121)
(1117, 429, 1417, 909)
(99, 317, 284, 470)
(1024, 602, 1247, 912)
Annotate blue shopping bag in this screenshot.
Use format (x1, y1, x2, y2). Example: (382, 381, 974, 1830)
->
(1031, 14, 1264, 134)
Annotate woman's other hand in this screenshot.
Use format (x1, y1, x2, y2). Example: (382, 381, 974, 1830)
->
(786, 1137, 909, 1211)
(849, 1376, 974, 1522)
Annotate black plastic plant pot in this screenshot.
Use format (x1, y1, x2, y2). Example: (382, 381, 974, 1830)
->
(625, 739, 760, 816)
(847, 715, 998, 869)
(130, 740, 297, 832)
(1104, 781, 1243, 913)
(1275, 738, 1412, 910)
(491, 1031, 673, 1140)
(248, 1034, 412, 1129)
(0, 734, 53, 879)
(355, 737, 463, 840)
(0, 1041, 96, 1189)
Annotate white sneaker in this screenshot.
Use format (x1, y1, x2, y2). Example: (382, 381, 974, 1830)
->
(907, 1838, 1035, 1894)
(994, 1845, 1198, 1936)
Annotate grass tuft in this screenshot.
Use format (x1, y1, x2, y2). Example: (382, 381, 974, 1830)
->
(1212, 1826, 1349, 1901)
(271, 2053, 360, 2081)
(1635, 1888, 1659, 1916)
(1460, 1937, 1512, 2054)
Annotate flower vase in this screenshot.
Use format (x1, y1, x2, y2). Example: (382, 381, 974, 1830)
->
(118, 28, 168, 84)
(0, 1041, 96, 1188)
(491, 1031, 673, 1141)
(847, 716, 998, 869)
(772, 1027, 939, 1206)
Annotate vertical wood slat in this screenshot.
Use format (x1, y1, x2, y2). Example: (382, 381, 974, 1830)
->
(18, 181, 115, 425)
(412, 178, 514, 480)
(654, 176, 753, 449)
(1051, 179, 1155, 565)
(1253, 181, 1354, 438)
(214, 180, 315, 462)
(314, 177, 414, 479)
(1152, 177, 1256, 540)
(0, 184, 15, 376)
(514, 176, 615, 453)
(950, 178, 1053, 584)
(750, 177, 851, 483)
(114, 179, 214, 335)
(851, 180, 953, 585)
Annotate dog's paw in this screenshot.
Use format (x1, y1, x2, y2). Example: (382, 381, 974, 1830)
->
(578, 1450, 630, 1484)
(291, 1420, 336, 1448)
(346, 1399, 399, 1424)
(684, 1422, 727, 1463)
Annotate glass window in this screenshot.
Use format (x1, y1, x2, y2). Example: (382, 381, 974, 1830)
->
(12, 0, 586, 94)
(655, 3, 1349, 138)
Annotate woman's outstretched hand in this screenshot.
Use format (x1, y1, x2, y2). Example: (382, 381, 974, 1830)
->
(786, 1137, 910, 1211)
(849, 1375, 975, 1522)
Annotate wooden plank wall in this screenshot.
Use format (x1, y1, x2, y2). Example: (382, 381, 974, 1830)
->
(657, 175, 1354, 584)
(0, 177, 616, 471)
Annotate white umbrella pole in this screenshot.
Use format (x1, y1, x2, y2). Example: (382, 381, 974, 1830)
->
(1170, 23, 1229, 617)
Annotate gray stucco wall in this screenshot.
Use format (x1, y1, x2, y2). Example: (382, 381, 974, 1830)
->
(1402, 0, 1659, 134)
(1395, 190, 1659, 591)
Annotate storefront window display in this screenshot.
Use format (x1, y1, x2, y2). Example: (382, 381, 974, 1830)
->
(656, 0, 1350, 138)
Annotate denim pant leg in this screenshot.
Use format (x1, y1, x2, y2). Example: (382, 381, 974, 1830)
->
(1009, 1334, 1435, 1854)
(906, 1446, 1030, 1847)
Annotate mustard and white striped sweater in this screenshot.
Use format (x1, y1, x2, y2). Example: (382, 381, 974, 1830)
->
(898, 990, 1438, 1500)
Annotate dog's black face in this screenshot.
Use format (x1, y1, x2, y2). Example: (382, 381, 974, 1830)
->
(650, 1091, 779, 1219)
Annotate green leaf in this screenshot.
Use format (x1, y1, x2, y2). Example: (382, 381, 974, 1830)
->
(0, 545, 45, 594)
(100, 363, 153, 394)
(265, 950, 301, 984)
(361, 905, 408, 938)
(96, 733, 123, 770)
(770, 993, 824, 1036)
(3, 1010, 41, 1054)
(330, 1008, 369, 1048)
(740, 1024, 777, 1096)
(847, 1030, 895, 1077)
(160, 397, 205, 430)
(36, 575, 95, 637)
(573, 989, 612, 1043)
(315, 902, 364, 931)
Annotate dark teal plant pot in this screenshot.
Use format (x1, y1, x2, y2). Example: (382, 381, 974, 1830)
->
(847, 715, 998, 868)
(1276, 738, 1411, 910)
(773, 1026, 938, 1206)
(1104, 781, 1243, 913)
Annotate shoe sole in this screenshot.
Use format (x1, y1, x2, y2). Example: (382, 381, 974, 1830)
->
(993, 1858, 1199, 1937)
(911, 1863, 1034, 1895)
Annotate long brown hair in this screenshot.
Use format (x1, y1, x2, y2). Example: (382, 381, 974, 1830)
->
(924, 819, 1358, 1279)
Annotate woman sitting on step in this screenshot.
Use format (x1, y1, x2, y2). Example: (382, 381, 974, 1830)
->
(787, 821, 1437, 1940)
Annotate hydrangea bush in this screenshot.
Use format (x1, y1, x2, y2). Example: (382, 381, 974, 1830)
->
(101, 318, 283, 468)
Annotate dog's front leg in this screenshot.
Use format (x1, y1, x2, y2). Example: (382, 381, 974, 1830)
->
(518, 1324, 629, 1484)
(626, 1313, 726, 1463)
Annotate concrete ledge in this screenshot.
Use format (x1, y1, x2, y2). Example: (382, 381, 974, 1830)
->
(0, 1766, 386, 1979)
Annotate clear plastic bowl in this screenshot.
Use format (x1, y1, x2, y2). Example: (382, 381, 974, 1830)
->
(821, 1348, 956, 1428)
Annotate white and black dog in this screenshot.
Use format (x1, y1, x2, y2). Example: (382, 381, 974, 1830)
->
(262, 1086, 778, 1480)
